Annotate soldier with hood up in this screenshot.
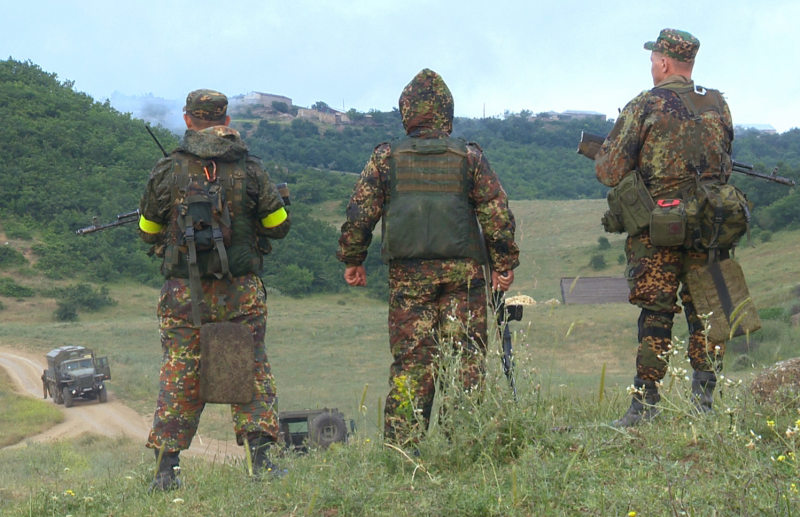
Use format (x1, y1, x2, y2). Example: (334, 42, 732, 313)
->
(337, 69, 519, 444)
(138, 89, 291, 490)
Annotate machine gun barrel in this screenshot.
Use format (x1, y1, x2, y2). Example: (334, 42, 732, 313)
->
(731, 160, 795, 186)
(76, 209, 140, 236)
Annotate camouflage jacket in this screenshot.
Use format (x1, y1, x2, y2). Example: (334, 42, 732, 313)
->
(138, 126, 290, 247)
(595, 75, 734, 199)
(337, 129, 519, 287)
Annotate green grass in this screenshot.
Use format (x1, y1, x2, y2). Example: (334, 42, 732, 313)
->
(2, 198, 800, 514)
(0, 367, 63, 448)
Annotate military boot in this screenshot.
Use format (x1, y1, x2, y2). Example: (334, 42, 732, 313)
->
(247, 434, 286, 478)
(691, 370, 717, 414)
(612, 377, 661, 428)
(149, 450, 181, 492)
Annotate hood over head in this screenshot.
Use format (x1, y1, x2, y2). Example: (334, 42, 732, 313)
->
(180, 126, 248, 161)
(399, 69, 454, 135)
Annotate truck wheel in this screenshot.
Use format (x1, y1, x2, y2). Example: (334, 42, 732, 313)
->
(309, 412, 347, 448)
(62, 387, 74, 408)
(53, 383, 64, 404)
(98, 385, 108, 403)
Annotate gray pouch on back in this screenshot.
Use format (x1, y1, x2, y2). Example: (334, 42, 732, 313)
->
(199, 322, 255, 404)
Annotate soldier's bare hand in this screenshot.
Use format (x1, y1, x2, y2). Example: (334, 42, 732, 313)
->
(344, 266, 367, 287)
(492, 270, 514, 292)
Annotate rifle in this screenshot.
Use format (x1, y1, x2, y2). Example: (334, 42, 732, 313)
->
(76, 210, 140, 236)
(477, 222, 521, 400)
(577, 131, 796, 186)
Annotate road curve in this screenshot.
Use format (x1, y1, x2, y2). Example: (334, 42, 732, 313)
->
(0, 345, 243, 460)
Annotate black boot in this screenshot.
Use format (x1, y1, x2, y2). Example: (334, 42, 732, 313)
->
(149, 450, 181, 492)
(692, 370, 717, 414)
(612, 377, 661, 428)
(247, 434, 286, 478)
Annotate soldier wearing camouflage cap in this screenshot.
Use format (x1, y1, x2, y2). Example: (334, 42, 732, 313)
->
(595, 30, 734, 426)
(337, 69, 519, 446)
(138, 89, 291, 489)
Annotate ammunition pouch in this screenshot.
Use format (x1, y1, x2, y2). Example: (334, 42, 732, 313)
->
(199, 322, 255, 404)
(604, 171, 654, 236)
(649, 199, 687, 247)
(684, 183, 752, 253)
(684, 259, 761, 342)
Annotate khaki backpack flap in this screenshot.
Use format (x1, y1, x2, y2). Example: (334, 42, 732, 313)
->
(199, 322, 255, 404)
(684, 259, 761, 343)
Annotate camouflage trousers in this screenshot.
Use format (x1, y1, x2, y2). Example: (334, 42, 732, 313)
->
(146, 273, 279, 453)
(384, 278, 487, 444)
(625, 231, 725, 382)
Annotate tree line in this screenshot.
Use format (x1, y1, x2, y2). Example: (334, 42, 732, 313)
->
(1, 58, 798, 299)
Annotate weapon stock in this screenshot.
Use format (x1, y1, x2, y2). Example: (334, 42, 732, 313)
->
(577, 131, 796, 186)
(76, 209, 140, 236)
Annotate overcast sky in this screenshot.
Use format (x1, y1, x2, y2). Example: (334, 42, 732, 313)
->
(4, 0, 799, 133)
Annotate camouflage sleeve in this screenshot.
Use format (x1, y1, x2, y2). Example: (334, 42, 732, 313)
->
(247, 156, 291, 240)
(468, 145, 520, 272)
(721, 98, 734, 180)
(595, 91, 650, 187)
(336, 144, 390, 266)
(137, 157, 174, 245)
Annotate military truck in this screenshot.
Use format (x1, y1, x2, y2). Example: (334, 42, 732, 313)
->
(278, 408, 350, 451)
(41, 346, 111, 408)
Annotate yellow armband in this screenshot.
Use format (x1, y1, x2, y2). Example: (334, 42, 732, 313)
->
(261, 207, 288, 228)
(138, 216, 165, 234)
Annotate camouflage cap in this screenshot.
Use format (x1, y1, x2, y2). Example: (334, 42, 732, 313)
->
(644, 28, 700, 62)
(184, 89, 228, 121)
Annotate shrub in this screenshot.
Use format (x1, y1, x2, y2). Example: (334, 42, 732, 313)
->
(0, 277, 35, 297)
(597, 236, 610, 250)
(46, 283, 117, 312)
(0, 246, 27, 268)
(761, 230, 773, 243)
(589, 253, 607, 270)
(618, 253, 626, 265)
(55, 301, 78, 321)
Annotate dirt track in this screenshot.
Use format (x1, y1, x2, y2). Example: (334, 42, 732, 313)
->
(0, 345, 243, 459)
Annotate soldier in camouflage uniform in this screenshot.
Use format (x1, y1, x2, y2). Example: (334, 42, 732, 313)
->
(595, 30, 734, 426)
(337, 69, 519, 444)
(138, 90, 290, 489)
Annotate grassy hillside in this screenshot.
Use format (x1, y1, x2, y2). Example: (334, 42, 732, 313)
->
(1, 198, 800, 515)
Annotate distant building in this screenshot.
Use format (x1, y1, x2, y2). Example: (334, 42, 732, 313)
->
(230, 91, 293, 112)
(297, 107, 351, 125)
(529, 110, 606, 122)
(559, 110, 606, 121)
(735, 123, 777, 135)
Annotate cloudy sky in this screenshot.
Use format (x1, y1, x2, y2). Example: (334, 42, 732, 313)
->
(4, 0, 799, 132)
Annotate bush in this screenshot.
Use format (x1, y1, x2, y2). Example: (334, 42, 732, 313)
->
(2, 220, 33, 240)
(0, 299, 5, 311)
(54, 301, 78, 321)
(617, 253, 626, 265)
(46, 283, 117, 312)
(0, 246, 27, 268)
(272, 101, 289, 114)
(589, 253, 607, 270)
(761, 230, 773, 243)
(597, 236, 610, 250)
(0, 277, 35, 297)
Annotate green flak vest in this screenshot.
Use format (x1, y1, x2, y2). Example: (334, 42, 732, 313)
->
(381, 136, 485, 264)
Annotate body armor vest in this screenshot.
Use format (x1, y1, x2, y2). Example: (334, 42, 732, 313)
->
(163, 153, 262, 280)
(653, 82, 732, 184)
(381, 137, 484, 264)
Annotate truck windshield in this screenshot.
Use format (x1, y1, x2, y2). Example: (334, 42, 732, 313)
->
(64, 359, 93, 371)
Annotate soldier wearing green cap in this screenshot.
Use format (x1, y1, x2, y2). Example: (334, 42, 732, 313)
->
(138, 89, 291, 489)
(337, 69, 519, 445)
(595, 30, 734, 427)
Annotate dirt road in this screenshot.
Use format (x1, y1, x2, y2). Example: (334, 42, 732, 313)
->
(0, 345, 243, 459)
